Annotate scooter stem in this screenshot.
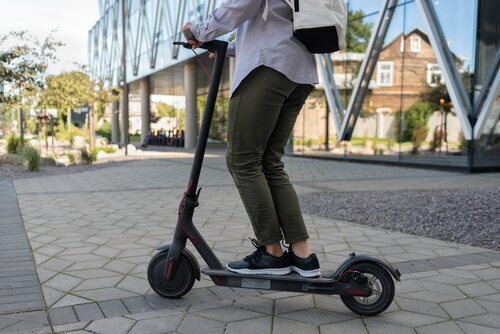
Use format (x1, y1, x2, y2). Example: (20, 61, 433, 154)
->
(186, 40, 228, 199)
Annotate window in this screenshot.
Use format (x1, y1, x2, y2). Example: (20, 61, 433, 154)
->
(377, 61, 394, 86)
(410, 35, 421, 53)
(427, 63, 443, 87)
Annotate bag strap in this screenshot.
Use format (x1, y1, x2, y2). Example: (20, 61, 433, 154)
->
(262, 0, 269, 21)
(262, 0, 294, 21)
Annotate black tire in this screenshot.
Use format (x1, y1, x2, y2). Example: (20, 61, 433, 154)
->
(340, 262, 395, 316)
(147, 249, 196, 299)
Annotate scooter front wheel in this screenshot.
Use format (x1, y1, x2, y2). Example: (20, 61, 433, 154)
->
(340, 262, 395, 316)
(147, 249, 196, 299)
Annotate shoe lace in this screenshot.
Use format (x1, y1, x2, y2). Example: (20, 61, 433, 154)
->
(244, 238, 266, 263)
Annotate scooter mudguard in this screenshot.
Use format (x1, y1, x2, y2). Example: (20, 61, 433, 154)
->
(324, 253, 401, 282)
(157, 244, 201, 280)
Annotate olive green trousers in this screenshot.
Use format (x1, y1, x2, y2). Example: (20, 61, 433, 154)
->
(226, 65, 314, 246)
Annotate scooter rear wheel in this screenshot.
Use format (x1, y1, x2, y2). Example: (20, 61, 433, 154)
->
(340, 262, 395, 316)
(147, 249, 196, 299)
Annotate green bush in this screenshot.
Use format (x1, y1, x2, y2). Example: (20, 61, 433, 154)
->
(18, 146, 41, 172)
(80, 147, 97, 164)
(403, 102, 433, 153)
(6, 135, 27, 154)
(56, 124, 86, 145)
(67, 153, 76, 164)
(95, 146, 117, 154)
(97, 122, 112, 142)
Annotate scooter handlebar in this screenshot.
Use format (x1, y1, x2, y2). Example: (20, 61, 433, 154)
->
(174, 29, 228, 54)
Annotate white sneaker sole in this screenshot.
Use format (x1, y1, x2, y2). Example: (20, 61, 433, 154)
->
(290, 266, 321, 278)
(226, 264, 291, 276)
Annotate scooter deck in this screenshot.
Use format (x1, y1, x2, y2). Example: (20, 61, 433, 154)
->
(202, 267, 335, 283)
(202, 267, 342, 294)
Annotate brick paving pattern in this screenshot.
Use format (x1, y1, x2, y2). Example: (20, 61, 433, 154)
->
(0, 149, 499, 333)
(0, 180, 50, 333)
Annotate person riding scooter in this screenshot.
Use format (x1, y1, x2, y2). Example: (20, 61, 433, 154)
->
(182, 0, 320, 277)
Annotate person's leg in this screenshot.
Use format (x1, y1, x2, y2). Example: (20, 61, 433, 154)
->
(226, 66, 298, 247)
(261, 84, 314, 253)
(225, 66, 303, 275)
(260, 84, 321, 277)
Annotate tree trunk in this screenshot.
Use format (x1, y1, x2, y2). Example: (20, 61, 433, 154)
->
(45, 123, 49, 153)
(67, 108, 72, 132)
(89, 103, 97, 150)
(19, 107, 24, 139)
(38, 118, 42, 151)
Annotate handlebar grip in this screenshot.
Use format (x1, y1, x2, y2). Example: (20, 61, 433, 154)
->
(175, 28, 229, 54)
(173, 41, 192, 49)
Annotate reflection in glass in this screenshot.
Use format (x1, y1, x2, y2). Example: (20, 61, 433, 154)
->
(295, 0, 477, 166)
(475, 84, 500, 167)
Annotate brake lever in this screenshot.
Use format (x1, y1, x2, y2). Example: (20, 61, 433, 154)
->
(173, 41, 192, 49)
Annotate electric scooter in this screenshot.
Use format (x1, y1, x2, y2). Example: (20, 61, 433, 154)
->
(147, 37, 401, 316)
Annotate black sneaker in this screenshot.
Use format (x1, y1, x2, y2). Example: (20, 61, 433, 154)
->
(226, 239, 291, 275)
(288, 250, 321, 278)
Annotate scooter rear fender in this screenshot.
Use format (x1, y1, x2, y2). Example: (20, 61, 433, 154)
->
(157, 244, 201, 280)
(325, 253, 401, 282)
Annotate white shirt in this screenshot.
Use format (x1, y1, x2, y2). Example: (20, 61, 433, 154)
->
(190, 0, 318, 98)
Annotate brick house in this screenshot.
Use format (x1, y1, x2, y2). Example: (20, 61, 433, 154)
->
(296, 28, 463, 148)
(371, 28, 446, 114)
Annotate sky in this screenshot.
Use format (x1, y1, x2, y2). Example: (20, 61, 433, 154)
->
(0, 0, 100, 74)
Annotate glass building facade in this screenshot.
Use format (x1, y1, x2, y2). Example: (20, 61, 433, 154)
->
(294, 0, 499, 171)
(89, 0, 499, 171)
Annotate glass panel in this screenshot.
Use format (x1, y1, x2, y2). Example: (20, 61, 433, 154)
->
(431, 0, 476, 94)
(475, 0, 499, 95)
(295, 90, 329, 155)
(129, 0, 141, 15)
(473, 0, 500, 168)
(346, 0, 403, 159)
(474, 78, 500, 167)
(294, 0, 382, 157)
(400, 1, 469, 162)
(292, 0, 478, 167)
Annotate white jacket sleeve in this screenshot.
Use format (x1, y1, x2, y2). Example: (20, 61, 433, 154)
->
(190, 0, 263, 42)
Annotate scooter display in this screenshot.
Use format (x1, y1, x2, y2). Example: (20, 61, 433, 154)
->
(147, 37, 401, 316)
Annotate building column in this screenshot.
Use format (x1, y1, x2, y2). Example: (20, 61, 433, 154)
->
(140, 77, 151, 146)
(184, 61, 198, 148)
(111, 99, 120, 144)
(119, 85, 129, 147)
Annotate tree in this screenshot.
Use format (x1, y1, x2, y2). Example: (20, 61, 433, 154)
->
(403, 102, 433, 153)
(155, 102, 176, 118)
(0, 31, 62, 137)
(41, 70, 118, 149)
(421, 83, 451, 112)
(89, 81, 118, 149)
(346, 10, 373, 53)
(41, 71, 93, 131)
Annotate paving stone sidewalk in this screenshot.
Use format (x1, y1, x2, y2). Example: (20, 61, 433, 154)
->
(1, 150, 499, 333)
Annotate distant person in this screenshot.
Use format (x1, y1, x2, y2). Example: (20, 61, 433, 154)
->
(182, 0, 320, 277)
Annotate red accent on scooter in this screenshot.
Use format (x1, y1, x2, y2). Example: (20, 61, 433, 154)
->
(165, 260, 174, 280)
(211, 276, 222, 285)
(344, 289, 371, 296)
(338, 269, 353, 281)
(177, 180, 199, 244)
